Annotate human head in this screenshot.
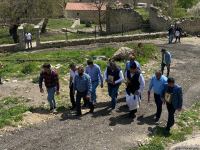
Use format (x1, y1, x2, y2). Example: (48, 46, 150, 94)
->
(42, 63, 51, 74)
(167, 77, 175, 87)
(109, 60, 117, 70)
(77, 65, 84, 76)
(129, 54, 136, 61)
(155, 70, 162, 80)
(130, 61, 137, 73)
(69, 63, 76, 71)
(161, 49, 166, 53)
(87, 59, 94, 67)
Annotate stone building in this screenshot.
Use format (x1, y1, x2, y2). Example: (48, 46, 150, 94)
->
(65, 2, 106, 23)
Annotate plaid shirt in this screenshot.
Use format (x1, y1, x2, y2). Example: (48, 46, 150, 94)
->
(39, 70, 60, 91)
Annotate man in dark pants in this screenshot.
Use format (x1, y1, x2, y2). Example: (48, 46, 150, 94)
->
(161, 49, 171, 77)
(69, 63, 78, 110)
(74, 65, 94, 116)
(162, 77, 183, 135)
(148, 70, 168, 122)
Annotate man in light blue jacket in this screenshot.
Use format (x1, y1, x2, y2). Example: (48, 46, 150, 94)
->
(162, 77, 183, 135)
(161, 49, 171, 77)
(148, 70, 168, 122)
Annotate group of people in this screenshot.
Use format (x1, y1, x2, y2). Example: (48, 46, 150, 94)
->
(168, 24, 183, 44)
(38, 46, 182, 135)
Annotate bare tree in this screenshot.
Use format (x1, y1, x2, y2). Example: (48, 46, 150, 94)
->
(95, 0, 107, 35)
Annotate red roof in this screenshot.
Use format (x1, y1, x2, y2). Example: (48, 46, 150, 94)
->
(65, 2, 106, 11)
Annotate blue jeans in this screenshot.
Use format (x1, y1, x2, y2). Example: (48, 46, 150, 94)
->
(47, 87, 56, 109)
(108, 84, 120, 109)
(91, 81, 99, 103)
(169, 34, 174, 44)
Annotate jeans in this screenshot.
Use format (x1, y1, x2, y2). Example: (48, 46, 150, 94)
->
(70, 83, 76, 108)
(91, 81, 99, 103)
(76, 91, 93, 115)
(166, 103, 176, 131)
(154, 93, 163, 119)
(161, 63, 170, 77)
(108, 84, 120, 109)
(169, 34, 174, 44)
(47, 87, 56, 109)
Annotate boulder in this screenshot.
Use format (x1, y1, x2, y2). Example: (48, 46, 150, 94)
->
(112, 47, 134, 61)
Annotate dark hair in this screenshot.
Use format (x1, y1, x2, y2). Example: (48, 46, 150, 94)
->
(87, 59, 93, 65)
(42, 63, 51, 69)
(161, 49, 166, 52)
(130, 61, 137, 69)
(167, 77, 175, 83)
(69, 63, 75, 68)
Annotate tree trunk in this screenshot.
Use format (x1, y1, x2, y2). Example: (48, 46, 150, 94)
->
(41, 18, 48, 33)
(9, 25, 19, 43)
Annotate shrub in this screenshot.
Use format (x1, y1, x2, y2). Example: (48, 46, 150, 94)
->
(188, 2, 200, 17)
(21, 63, 37, 75)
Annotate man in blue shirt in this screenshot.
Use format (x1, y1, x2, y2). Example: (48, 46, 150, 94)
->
(74, 65, 94, 116)
(161, 49, 172, 77)
(85, 59, 103, 104)
(162, 77, 183, 135)
(125, 54, 141, 76)
(148, 70, 168, 122)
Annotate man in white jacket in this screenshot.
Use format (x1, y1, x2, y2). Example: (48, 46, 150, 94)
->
(125, 61, 145, 118)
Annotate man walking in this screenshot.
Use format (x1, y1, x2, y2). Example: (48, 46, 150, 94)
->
(104, 60, 124, 109)
(126, 62, 145, 118)
(168, 25, 174, 44)
(25, 32, 32, 49)
(162, 77, 183, 135)
(69, 63, 78, 110)
(148, 70, 168, 122)
(85, 59, 103, 105)
(74, 65, 94, 116)
(39, 63, 60, 112)
(125, 54, 141, 75)
(175, 26, 182, 43)
(161, 49, 171, 77)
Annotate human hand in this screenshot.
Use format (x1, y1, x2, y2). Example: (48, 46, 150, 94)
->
(40, 88, 44, 93)
(56, 91, 60, 95)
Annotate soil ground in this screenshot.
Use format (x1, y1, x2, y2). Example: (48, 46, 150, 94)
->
(0, 37, 200, 150)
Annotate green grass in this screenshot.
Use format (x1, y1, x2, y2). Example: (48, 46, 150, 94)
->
(0, 97, 29, 128)
(0, 27, 14, 45)
(47, 19, 74, 29)
(138, 101, 200, 150)
(0, 43, 158, 78)
(172, 7, 192, 18)
(135, 8, 149, 21)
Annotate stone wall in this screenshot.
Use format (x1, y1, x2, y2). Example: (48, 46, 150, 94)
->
(149, 6, 172, 31)
(149, 6, 200, 34)
(179, 18, 200, 34)
(106, 7, 143, 34)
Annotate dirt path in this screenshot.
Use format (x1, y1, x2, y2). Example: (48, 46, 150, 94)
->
(0, 37, 200, 150)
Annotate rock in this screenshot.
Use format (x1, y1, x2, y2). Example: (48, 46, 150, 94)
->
(12, 80, 18, 83)
(27, 98, 32, 102)
(93, 56, 107, 61)
(112, 47, 135, 61)
(142, 71, 146, 74)
(5, 79, 10, 82)
(55, 64, 62, 69)
(23, 111, 32, 116)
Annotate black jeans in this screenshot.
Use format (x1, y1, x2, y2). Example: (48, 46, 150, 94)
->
(76, 91, 93, 115)
(70, 83, 76, 108)
(154, 94, 163, 119)
(166, 103, 176, 131)
(161, 63, 170, 77)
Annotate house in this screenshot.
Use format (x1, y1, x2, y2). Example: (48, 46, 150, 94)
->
(65, 2, 106, 23)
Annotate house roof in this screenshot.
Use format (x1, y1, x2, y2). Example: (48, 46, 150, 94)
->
(65, 2, 106, 11)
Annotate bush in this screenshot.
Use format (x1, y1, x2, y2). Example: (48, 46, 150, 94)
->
(21, 63, 37, 75)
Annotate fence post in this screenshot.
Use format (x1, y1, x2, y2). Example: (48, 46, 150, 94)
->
(122, 24, 124, 36)
(18, 25, 26, 49)
(95, 26, 97, 40)
(34, 25, 40, 48)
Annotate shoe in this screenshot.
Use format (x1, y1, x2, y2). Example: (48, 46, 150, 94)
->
(129, 111, 136, 119)
(52, 109, 57, 113)
(155, 118, 160, 122)
(89, 106, 94, 113)
(76, 112, 82, 116)
(163, 128, 170, 136)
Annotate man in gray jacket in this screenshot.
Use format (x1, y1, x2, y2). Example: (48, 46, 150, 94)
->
(161, 49, 172, 77)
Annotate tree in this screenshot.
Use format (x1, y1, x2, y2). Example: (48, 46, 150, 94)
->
(177, 0, 199, 9)
(0, 0, 56, 43)
(95, 0, 107, 35)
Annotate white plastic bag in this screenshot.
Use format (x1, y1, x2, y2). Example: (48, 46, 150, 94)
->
(126, 94, 141, 111)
